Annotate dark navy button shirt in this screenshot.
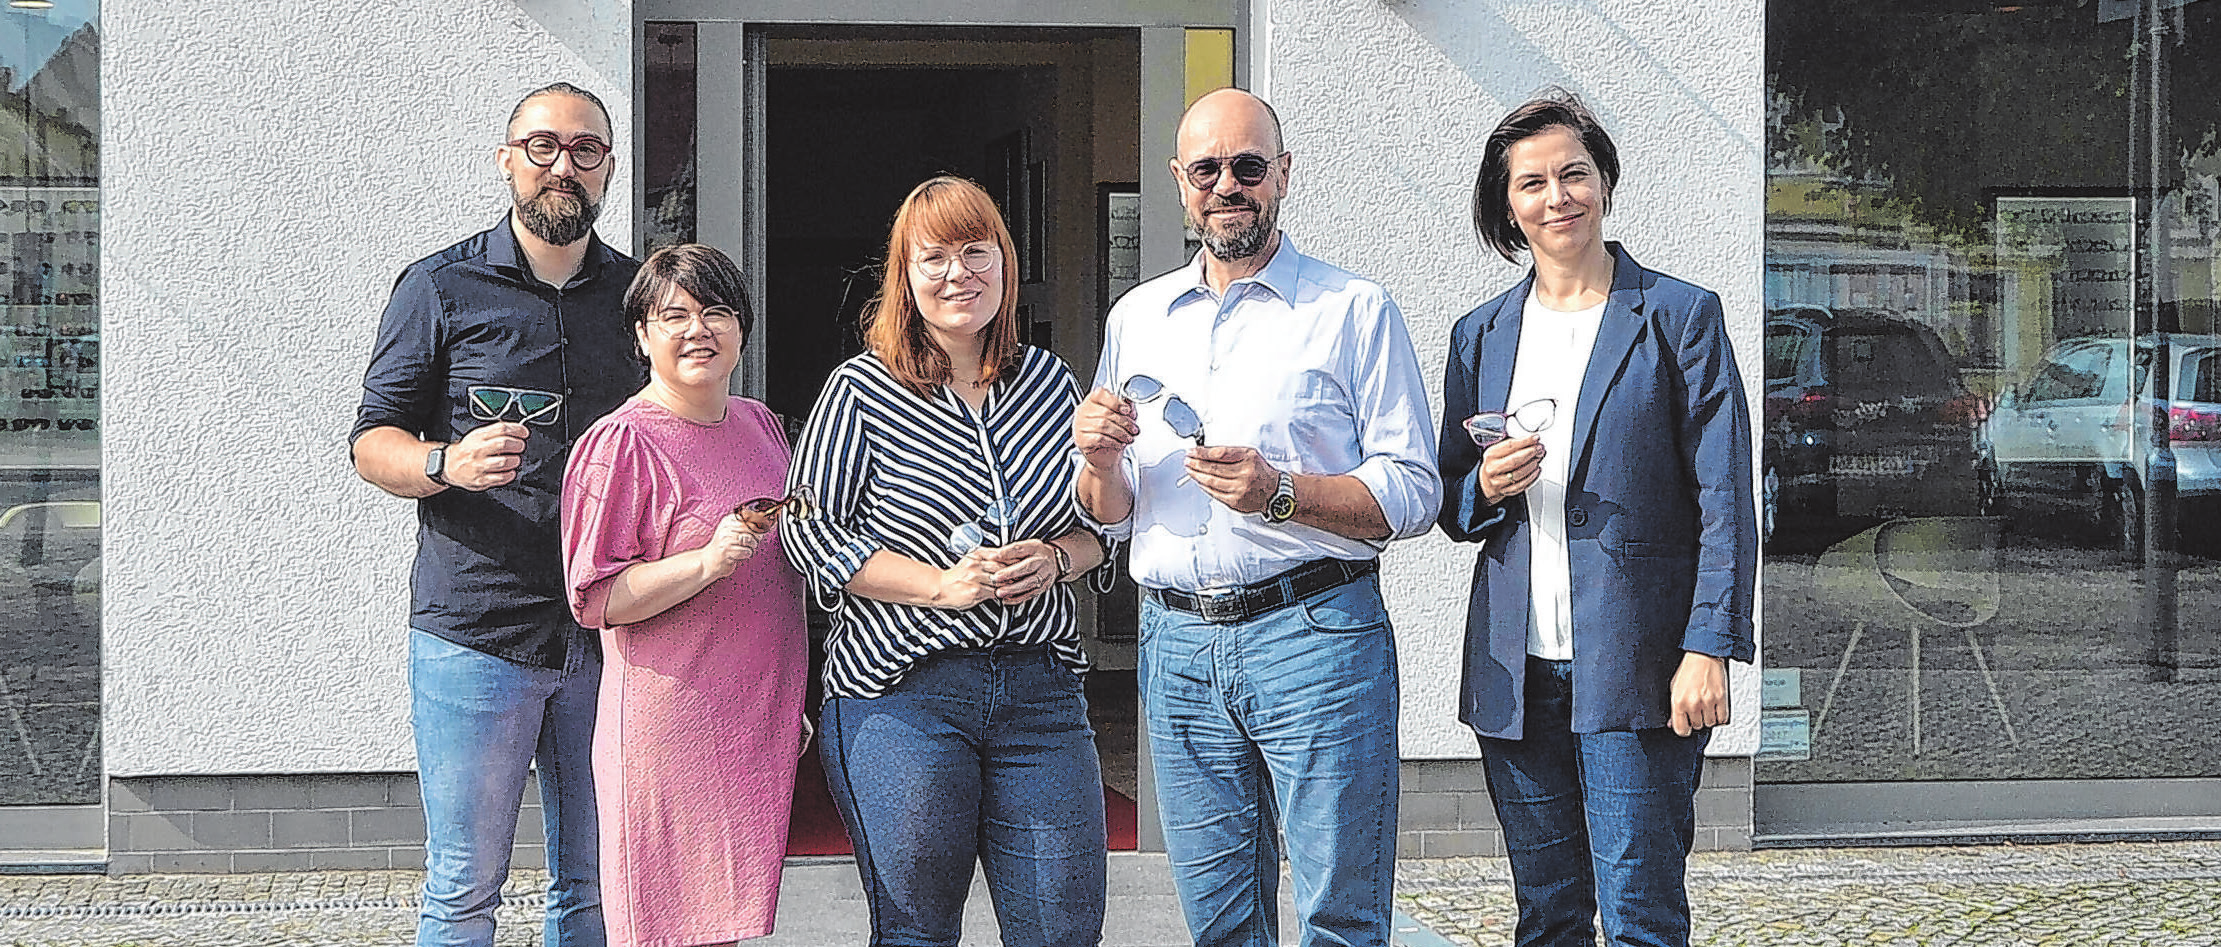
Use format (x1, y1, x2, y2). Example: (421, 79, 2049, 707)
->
(353, 218, 643, 670)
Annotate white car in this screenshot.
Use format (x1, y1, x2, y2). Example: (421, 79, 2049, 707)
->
(1980, 333, 2221, 549)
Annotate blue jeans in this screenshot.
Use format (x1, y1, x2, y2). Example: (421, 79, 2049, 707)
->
(1476, 657, 1709, 947)
(819, 643, 1107, 947)
(410, 629, 603, 947)
(1139, 574, 1399, 947)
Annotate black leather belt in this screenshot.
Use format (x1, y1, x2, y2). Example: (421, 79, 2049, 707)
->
(1151, 558, 1379, 624)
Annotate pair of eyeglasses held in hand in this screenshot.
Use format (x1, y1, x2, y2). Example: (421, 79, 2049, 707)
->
(1464, 399, 1557, 446)
(735, 485, 818, 532)
(468, 386, 565, 426)
(1123, 375, 1207, 487)
(1121, 375, 1206, 445)
(945, 497, 1019, 557)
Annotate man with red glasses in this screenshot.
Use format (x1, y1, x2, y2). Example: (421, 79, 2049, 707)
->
(350, 82, 640, 947)
(1073, 88, 1440, 947)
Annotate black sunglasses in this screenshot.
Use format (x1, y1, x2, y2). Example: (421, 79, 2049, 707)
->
(1180, 152, 1282, 189)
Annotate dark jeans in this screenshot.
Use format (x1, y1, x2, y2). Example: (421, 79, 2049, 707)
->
(1476, 657, 1709, 947)
(819, 644, 1107, 947)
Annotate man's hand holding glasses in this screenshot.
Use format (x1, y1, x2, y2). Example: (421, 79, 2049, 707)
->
(1072, 386, 1140, 471)
(440, 422, 530, 492)
(438, 386, 569, 492)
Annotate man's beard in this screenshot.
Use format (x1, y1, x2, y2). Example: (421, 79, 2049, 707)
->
(513, 178, 602, 246)
(1189, 193, 1277, 262)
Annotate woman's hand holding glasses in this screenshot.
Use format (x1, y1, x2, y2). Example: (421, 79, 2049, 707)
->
(976, 539, 1063, 605)
(700, 513, 762, 582)
(702, 487, 817, 583)
(930, 553, 1001, 611)
(1469, 400, 1555, 506)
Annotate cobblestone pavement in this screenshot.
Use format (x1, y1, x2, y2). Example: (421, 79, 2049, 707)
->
(1396, 840, 2221, 946)
(2, 841, 2218, 945)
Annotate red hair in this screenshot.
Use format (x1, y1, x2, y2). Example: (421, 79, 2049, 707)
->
(863, 176, 1022, 397)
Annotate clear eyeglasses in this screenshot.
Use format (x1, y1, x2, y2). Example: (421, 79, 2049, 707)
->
(913, 243, 1000, 282)
(945, 496, 1019, 557)
(1464, 398, 1557, 446)
(649, 305, 740, 337)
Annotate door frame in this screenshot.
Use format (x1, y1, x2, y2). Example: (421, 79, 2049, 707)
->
(636, 0, 1248, 854)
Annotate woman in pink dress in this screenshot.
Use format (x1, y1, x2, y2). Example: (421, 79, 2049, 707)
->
(561, 243, 808, 947)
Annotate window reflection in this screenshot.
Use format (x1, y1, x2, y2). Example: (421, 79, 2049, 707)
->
(643, 22, 697, 250)
(0, 2, 99, 807)
(1762, 1, 2219, 784)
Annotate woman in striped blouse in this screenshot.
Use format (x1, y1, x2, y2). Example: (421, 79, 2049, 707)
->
(782, 175, 1110, 947)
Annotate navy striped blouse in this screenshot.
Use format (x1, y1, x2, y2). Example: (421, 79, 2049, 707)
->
(782, 345, 1092, 699)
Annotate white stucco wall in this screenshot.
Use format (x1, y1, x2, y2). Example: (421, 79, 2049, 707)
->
(1256, 0, 1767, 757)
(102, 0, 1763, 777)
(103, 0, 635, 776)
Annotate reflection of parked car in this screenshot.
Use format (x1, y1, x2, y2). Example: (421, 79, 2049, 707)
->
(1764, 306, 1985, 537)
(1979, 333, 2221, 549)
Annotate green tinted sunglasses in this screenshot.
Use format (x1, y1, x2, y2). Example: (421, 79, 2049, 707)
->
(467, 385, 565, 426)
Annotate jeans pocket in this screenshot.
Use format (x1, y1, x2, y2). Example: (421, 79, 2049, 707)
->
(1298, 575, 1389, 635)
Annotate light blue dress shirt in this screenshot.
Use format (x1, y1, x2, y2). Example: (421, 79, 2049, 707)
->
(1087, 236, 1441, 592)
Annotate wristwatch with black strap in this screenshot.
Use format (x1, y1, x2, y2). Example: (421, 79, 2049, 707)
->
(425, 443, 450, 487)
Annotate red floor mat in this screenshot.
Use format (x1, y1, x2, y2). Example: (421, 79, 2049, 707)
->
(787, 750, 1140, 855)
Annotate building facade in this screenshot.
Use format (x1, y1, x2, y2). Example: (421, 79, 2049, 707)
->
(0, 0, 2212, 873)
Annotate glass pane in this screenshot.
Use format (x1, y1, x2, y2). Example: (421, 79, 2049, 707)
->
(643, 22, 697, 251)
(0, 1, 99, 806)
(1762, 1, 2221, 783)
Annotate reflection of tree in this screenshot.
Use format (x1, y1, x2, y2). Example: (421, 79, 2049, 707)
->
(1768, 1, 2220, 239)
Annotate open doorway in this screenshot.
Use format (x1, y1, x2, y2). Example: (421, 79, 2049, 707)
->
(647, 23, 1148, 853)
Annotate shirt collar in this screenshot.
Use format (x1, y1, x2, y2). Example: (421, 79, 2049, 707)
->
(485, 213, 617, 287)
(1176, 231, 1299, 307)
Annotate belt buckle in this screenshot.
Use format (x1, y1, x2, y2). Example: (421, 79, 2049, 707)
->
(1194, 587, 1245, 623)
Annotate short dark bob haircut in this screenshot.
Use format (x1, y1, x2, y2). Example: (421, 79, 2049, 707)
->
(1472, 88, 1621, 264)
(622, 244, 756, 362)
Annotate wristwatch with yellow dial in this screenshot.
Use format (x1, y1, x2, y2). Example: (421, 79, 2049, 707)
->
(1264, 469, 1297, 524)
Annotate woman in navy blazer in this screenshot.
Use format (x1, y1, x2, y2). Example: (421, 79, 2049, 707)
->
(1437, 91, 1756, 947)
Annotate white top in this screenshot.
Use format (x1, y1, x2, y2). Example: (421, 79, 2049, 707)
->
(1085, 236, 1441, 592)
(1508, 292, 1607, 660)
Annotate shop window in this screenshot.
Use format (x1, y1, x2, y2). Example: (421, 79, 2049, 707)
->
(1762, 0, 2220, 785)
(0, 2, 98, 807)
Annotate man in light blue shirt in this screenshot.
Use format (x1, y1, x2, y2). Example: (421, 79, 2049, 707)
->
(1074, 88, 1440, 947)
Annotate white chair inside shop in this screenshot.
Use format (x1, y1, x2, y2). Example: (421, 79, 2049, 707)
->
(0, 500, 101, 779)
(1810, 516, 2013, 755)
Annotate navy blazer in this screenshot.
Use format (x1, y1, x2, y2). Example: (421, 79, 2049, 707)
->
(1437, 243, 1756, 739)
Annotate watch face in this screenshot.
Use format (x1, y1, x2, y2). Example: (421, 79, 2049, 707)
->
(1267, 472, 1297, 522)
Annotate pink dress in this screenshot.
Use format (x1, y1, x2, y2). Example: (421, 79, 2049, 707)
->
(561, 395, 807, 947)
